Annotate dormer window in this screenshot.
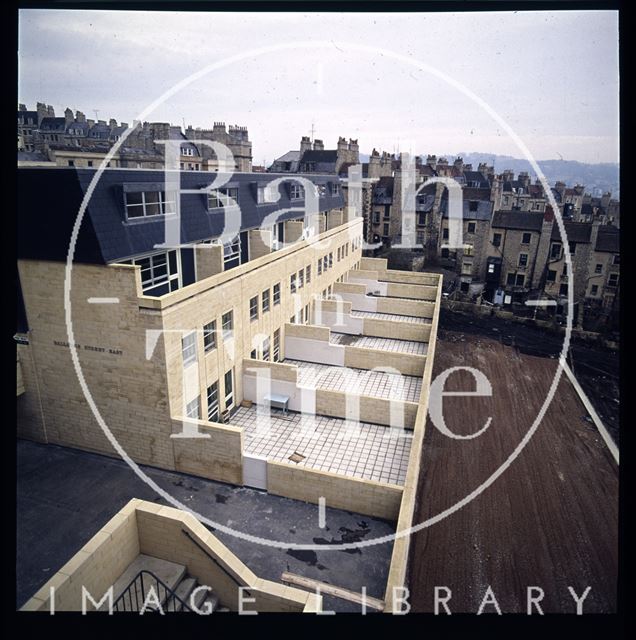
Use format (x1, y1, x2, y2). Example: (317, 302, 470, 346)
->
(290, 183, 304, 200)
(125, 190, 176, 219)
(182, 147, 194, 157)
(208, 187, 239, 210)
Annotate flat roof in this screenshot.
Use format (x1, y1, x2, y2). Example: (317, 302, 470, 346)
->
(350, 310, 431, 325)
(330, 332, 428, 355)
(285, 359, 423, 403)
(17, 440, 396, 612)
(235, 406, 411, 485)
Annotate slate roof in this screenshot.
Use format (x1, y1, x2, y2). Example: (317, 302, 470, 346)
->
(551, 222, 592, 243)
(491, 211, 544, 231)
(66, 122, 90, 135)
(338, 162, 369, 178)
(463, 170, 490, 188)
(17, 151, 50, 162)
(595, 226, 620, 253)
(442, 198, 492, 221)
(39, 117, 66, 132)
(89, 123, 112, 139)
(300, 150, 338, 164)
(109, 126, 127, 139)
(17, 110, 38, 124)
(417, 164, 436, 177)
(18, 168, 345, 265)
(273, 151, 300, 163)
(461, 187, 491, 202)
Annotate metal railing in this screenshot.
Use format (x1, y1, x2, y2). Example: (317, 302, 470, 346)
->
(181, 529, 251, 597)
(112, 570, 193, 613)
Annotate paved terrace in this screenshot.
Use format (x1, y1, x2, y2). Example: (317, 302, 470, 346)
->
(350, 310, 431, 324)
(236, 406, 412, 484)
(284, 359, 423, 403)
(330, 332, 428, 355)
(17, 440, 397, 612)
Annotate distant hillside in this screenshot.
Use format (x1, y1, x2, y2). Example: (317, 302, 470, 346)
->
(449, 152, 619, 198)
(359, 151, 619, 198)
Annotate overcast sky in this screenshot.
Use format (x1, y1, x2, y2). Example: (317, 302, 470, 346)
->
(18, 10, 619, 165)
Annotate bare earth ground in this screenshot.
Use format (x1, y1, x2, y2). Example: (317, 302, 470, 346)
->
(407, 324, 618, 613)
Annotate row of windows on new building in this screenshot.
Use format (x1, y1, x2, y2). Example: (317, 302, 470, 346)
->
(123, 181, 339, 220)
(180, 308, 282, 422)
(117, 182, 343, 296)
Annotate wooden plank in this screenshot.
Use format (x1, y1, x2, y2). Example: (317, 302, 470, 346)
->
(281, 572, 385, 611)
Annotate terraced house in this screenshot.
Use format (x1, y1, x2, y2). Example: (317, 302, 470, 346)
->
(17, 165, 442, 613)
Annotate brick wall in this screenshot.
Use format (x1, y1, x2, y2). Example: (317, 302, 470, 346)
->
(267, 461, 403, 520)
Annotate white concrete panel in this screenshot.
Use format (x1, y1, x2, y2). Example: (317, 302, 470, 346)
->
(340, 292, 379, 312)
(242, 374, 315, 414)
(349, 276, 388, 296)
(316, 310, 364, 335)
(284, 336, 346, 367)
(242, 453, 268, 490)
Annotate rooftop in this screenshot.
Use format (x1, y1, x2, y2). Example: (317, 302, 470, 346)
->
(17, 440, 395, 611)
(236, 406, 412, 484)
(17, 167, 345, 265)
(285, 359, 422, 403)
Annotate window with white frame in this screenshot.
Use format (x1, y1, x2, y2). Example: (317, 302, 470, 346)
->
(273, 283, 281, 305)
(250, 296, 259, 321)
(126, 250, 180, 295)
(608, 273, 619, 288)
(306, 264, 311, 284)
(550, 243, 562, 260)
(224, 369, 234, 409)
(207, 382, 219, 422)
(298, 268, 304, 289)
(223, 235, 241, 270)
(262, 336, 271, 362)
(185, 396, 200, 419)
(290, 273, 297, 294)
(203, 320, 217, 352)
(182, 331, 197, 368)
(317, 258, 323, 276)
(208, 187, 239, 210)
(262, 288, 270, 313)
(518, 253, 528, 267)
(290, 183, 304, 200)
(125, 190, 176, 219)
(273, 329, 280, 362)
(331, 182, 340, 196)
(221, 311, 233, 340)
(522, 232, 532, 244)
